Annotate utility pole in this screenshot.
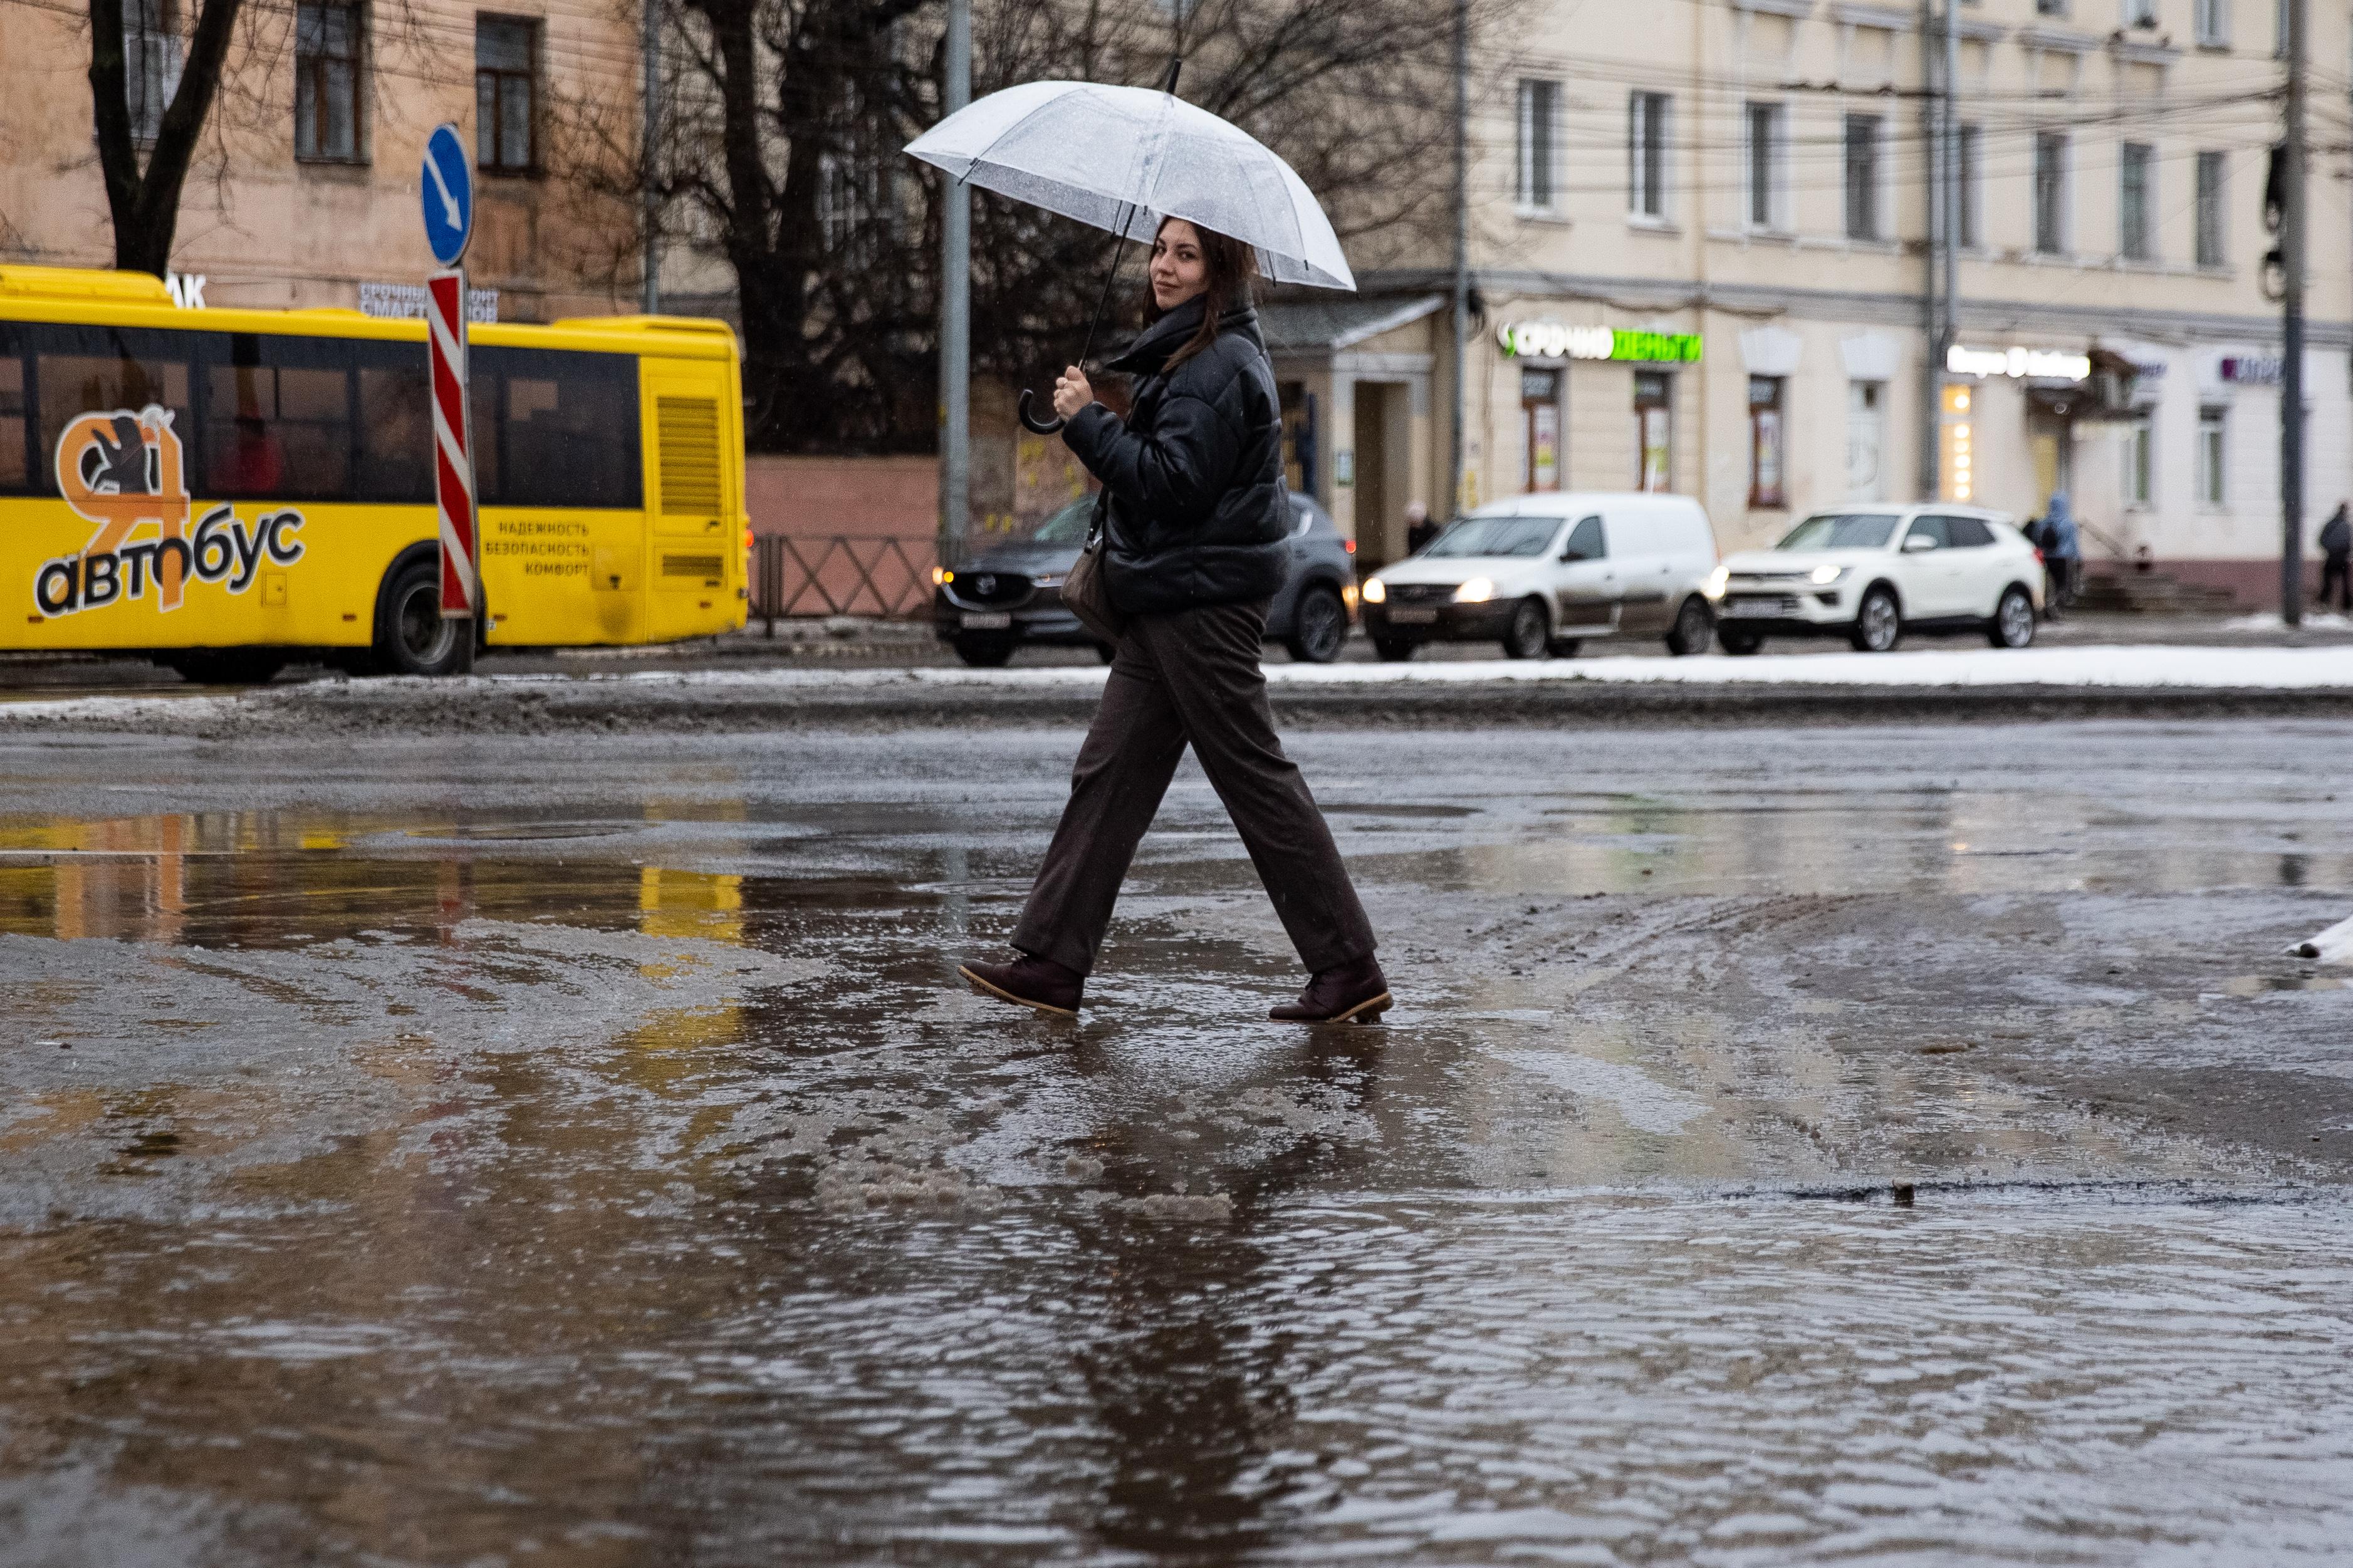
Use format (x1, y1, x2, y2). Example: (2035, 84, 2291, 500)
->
(2281, 0, 2307, 626)
(640, 0, 660, 314)
(1449, 0, 1468, 517)
(1941, 0, 1958, 439)
(940, 0, 971, 569)
(1916, 3, 1941, 501)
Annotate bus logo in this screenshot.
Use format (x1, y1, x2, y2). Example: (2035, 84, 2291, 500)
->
(33, 405, 305, 620)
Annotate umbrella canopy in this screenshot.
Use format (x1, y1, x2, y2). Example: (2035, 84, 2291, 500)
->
(905, 80, 1355, 293)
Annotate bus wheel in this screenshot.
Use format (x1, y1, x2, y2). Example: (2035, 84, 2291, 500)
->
(166, 652, 286, 686)
(372, 556, 474, 677)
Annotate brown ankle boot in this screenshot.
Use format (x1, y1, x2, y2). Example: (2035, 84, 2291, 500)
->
(1270, 955, 1391, 1024)
(959, 952, 1083, 1017)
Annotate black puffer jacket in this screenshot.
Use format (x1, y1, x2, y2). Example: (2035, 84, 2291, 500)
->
(1063, 296, 1289, 615)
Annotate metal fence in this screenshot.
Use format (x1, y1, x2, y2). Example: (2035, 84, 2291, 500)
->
(748, 534, 936, 630)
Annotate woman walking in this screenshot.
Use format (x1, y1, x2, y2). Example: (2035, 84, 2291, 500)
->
(958, 218, 1387, 1025)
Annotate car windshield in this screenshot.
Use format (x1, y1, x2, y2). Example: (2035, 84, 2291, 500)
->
(1026, 496, 1096, 546)
(1776, 513, 1897, 551)
(1425, 516, 1560, 558)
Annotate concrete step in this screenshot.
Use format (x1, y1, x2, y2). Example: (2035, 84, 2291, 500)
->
(2075, 570, 2243, 614)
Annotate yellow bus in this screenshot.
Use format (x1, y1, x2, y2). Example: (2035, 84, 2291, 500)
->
(0, 265, 748, 682)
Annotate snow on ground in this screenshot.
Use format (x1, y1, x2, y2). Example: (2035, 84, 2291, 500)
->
(582, 642, 2353, 693)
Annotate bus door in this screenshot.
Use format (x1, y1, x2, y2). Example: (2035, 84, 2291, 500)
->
(643, 361, 734, 640)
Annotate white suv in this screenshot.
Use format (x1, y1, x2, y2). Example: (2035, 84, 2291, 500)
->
(1361, 492, 1721, 660)
(1704, 504, 2043, 655)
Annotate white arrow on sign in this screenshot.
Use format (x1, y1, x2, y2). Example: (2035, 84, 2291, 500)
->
(424, 149, 463, 231)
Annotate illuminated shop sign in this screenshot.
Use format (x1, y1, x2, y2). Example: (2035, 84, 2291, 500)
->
(1498, 321, 1704, 363)
(1946, 343, 2091, 380)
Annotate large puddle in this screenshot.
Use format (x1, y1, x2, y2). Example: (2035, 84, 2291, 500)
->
(3, 721, 2350, 1563)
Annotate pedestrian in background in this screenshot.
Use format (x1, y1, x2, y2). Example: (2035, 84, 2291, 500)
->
(1405, 502, 1439, 556)
(2319, 502, 2351, 614)
(2043, 492, 2080, 617)
(959, 217, 1389, 1026)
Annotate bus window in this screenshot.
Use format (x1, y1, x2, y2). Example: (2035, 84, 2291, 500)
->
(34, 329, 194, 487)
(472, 346, 640, 509)
(202, 335, 351, 501)
(0, 350, 26, 491)
(354, 345, 434, 504)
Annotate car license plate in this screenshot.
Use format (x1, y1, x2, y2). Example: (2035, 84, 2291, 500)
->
(1726, 600, 1778, 618)
(961, 611, 1012, 630)
(1389, 608, 1437, 624)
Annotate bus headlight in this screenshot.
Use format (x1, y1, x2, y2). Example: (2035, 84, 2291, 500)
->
(1361, 576, 1386, 605)
(1453, 577, 1495, 603)
(1704, 566, 1730, 600)
(932, 567, 951, 586)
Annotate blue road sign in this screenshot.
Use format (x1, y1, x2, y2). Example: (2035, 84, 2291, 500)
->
(420, 123, 474, 267)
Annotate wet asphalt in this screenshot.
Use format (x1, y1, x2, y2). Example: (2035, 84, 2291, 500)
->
(3, 715, 2351, 1564)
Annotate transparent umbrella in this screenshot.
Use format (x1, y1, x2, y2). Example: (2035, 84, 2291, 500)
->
(905, 63, 1354, 431)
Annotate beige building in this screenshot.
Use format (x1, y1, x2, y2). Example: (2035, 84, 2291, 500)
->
(1271, 0, 2350, 603)
(0, 0, 640, 321)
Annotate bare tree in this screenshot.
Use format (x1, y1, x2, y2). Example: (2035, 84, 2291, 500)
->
(588, 0, 1513, 454)
(86, 0, 250, 276)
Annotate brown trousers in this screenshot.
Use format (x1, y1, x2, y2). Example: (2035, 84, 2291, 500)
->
(1012, 598, 1377, 977)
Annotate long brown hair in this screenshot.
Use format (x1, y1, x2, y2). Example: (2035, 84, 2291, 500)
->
(1140, 217, 1260, 370)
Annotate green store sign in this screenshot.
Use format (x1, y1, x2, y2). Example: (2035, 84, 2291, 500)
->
(1497, 321, 1705, 364)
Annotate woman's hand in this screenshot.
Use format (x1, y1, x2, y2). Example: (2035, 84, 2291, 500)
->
(1052, 365, 1093, 420)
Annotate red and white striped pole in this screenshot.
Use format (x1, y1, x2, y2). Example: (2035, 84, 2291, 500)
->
(427, 269, 479, 642)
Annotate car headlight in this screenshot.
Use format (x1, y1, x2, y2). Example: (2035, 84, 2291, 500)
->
(1808, 564, 1849, 586)
(1703, 566, 1730, 599)
(1362, 576, 1387, 605)
(1032, 574, 1063, 589)
(933, 568, 952, 586)
(1453, 577, 1495, 604)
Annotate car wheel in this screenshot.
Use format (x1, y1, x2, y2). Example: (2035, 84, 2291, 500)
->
(1284, 584, 1349, 663)
(1717, 626, 1763, 657)
(370, 554, 472, 677)
(165, 651, 287, 686)
(1988, 585, 2036, 649)
(1372, 636, 1417, 663)
(1665, 595, 1714, 657)
(1849, 585, 1902, 653)
(1500, 597, 1551, 660)
(952, 635, 1016, 668)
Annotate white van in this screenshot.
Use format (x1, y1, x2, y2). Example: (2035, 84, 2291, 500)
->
(1360, 492, 1721, 660)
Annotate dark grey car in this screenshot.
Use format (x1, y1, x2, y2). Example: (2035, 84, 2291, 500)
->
(934, 492, 1357, 666)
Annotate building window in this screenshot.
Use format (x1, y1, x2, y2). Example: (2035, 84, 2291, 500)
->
(1844, 114, 1882, 241)
(1521, 368, 1561, 492)
(1517, 79, 1560, 212)
(2124, 0, 2158, 25)
(1958, 122, 1981, 248)
(2197, 405, 2226, 506)
(2124, 413, 2154, 507)
(2195, 0, 2231, 46)
(123, 0, 182, 143)
(476, 16, 538, 174)
(2121, 142, 2154, 261)
(1629, 91, 1669, 218)
(2033, 130, 2069, 254)
(1749, 376, 1787, 509)
(1634, 371, 1673, 492)
(1847, 381, 1886, 501)
(2036, 0, 2069, 14)
(296, 3, 363, 162)
(2195, 150, 2227, 266)
(1745, 101, 1785, 229)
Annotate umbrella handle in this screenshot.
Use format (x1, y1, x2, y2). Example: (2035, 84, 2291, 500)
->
(1018, 388, 1066, 435)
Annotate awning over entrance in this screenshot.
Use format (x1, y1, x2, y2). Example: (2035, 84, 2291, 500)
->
(1258, 293, 1446, 356)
